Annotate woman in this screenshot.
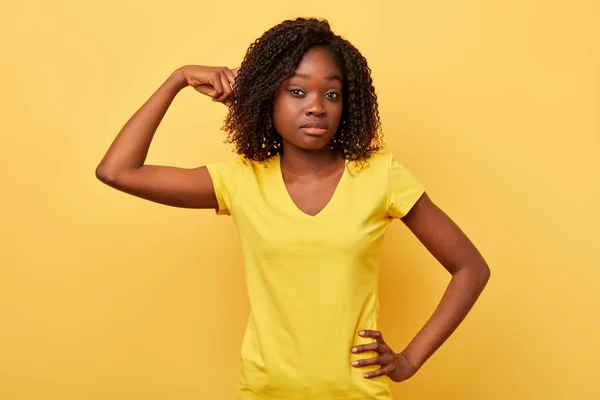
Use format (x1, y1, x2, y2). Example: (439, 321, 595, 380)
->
(96, 17, 490, 400)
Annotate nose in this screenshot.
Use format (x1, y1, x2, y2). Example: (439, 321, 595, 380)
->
(305, 95, 326, 116)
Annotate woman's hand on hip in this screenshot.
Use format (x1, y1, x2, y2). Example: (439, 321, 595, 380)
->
(350, 330, 419, 382)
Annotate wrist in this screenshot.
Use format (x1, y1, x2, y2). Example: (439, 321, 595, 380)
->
(169, 68, 188, 91)
(398, 350, 422, 372)
(388, 352, 419, 383)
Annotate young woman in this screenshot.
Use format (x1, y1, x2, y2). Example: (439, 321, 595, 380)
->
(96, 17, 490, 400)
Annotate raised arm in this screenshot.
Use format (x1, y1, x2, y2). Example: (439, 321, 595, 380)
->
(95, 65, 238, 209)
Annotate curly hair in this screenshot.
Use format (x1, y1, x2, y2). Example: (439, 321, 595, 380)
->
(222, 17, 384, 163)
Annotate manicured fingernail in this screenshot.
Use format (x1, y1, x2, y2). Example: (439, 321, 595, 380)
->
(359, 331, 365, 335)
(364, 374, 369, 378)
(352, 347, 358, 353)
(351, 361, 358, 366)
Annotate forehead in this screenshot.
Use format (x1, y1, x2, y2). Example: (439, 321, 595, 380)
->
(291, 46, 343, 79)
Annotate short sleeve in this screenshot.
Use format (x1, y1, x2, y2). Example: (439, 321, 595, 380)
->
(387, 153, 425, 219)
(205, 157, 245, 216)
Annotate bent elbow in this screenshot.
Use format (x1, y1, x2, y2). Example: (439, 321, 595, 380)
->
(95, 163, 118, 185)
(479, 263, 491, 287)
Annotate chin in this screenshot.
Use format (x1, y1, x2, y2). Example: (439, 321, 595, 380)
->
(296, 139, 332, 152)
(286, 133, 336, 151)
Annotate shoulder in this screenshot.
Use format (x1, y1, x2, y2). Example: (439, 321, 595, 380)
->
(361, 151, 397, 168)
(346, 151, 393, 177)
(365, 151, 392, 163)
(206, 154, 270, 175)
(365, 151, 420, 177)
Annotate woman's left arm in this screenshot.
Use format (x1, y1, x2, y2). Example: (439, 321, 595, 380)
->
(395, 192, 491, 379)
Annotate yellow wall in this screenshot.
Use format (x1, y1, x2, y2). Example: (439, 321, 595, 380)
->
(1, 1, 598, 399)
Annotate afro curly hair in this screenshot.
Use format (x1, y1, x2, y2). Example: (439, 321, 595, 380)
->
(222, 17, 384, 163)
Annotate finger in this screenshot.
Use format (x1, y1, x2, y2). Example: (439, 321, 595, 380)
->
(222, 71, 234, 96)
(192, 84, 211, 96)
(209, 72, 224, 99)
(351, 342, 382, 354)
(363, 364, 395, 379)
(224, 68, 237, 86)
(351, 355, 383, 368)
(212, 73, 229, 102)
(359, 330, 386, 344)
(214, 71, 232, 102)
(231, 66, 240, 78)
(352, 348, 395, 366)
(222, 69, 237, 107)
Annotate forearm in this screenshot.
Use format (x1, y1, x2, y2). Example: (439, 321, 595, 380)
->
(401, 265, 490, 370)
(96, 70, 187, 179)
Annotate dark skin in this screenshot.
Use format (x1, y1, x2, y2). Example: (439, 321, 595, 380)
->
(272, 46, 346, 216)
(351, 189, 491, 381)
(97, 47, 490, 383)
(269, 46, 491, 382)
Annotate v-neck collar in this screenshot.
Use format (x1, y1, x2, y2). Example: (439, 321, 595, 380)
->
(274, 154, 348, 219)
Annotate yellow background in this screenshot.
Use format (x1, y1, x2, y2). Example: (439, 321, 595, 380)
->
(1, 1, 598, 399)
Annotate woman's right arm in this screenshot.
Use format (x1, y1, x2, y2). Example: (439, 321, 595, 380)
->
(95, 65, 237, 209)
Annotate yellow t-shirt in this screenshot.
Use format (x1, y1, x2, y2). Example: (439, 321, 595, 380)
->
(205, 151, 425, 399)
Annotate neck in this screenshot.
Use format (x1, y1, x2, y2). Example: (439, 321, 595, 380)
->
(279, 142, 344, 177)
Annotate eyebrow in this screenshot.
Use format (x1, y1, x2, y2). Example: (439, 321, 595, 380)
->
(290, 72, 343, 83)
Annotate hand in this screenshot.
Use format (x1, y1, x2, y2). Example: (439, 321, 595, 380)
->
(175, 65, 240, 107)
(350, 330, 419, 382)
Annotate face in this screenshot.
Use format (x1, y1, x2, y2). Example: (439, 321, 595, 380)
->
(272, 46, 344, 152)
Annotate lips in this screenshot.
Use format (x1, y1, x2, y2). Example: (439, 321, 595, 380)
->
(300, 122, 328, 129)
(300, 121, 328, 135)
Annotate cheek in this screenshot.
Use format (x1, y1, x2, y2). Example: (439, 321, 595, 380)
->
(333, 102, 343, 118)
(329, 102, 344, 126)
(273, 98, 300, 131)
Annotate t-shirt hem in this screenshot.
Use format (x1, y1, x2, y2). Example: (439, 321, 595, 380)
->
(205, 164, 230, 215)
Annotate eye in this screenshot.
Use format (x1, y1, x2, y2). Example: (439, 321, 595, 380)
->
(326, 92, 340, 99)
(289, 89, 305, 96)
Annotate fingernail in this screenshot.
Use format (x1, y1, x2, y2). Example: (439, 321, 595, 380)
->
(364, 373, 369, 378)
(352, 347, 357, 353)
(351, 361, 358, 366)
(359, 331, 365, 335)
